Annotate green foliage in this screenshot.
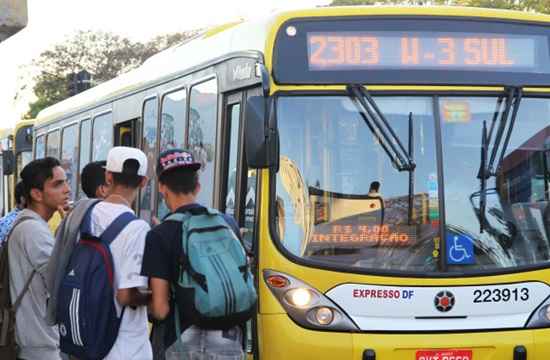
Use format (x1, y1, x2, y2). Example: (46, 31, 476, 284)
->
(24, 29, 199, 119)
(329, 0, 449, 5)
(329, 0, 550, 12)
(456, 0, 550, 13)
(329, 0, 377, 5)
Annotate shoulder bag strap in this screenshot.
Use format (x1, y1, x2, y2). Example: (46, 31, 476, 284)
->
(6, 216, 38, 312)
(12, 269, 35, 311)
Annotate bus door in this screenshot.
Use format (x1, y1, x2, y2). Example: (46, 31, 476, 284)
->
(222, 89, 260, 356)
(115, 118, 139, 211)
(222, 90, 259, 251)
(139, 97, 159, 224)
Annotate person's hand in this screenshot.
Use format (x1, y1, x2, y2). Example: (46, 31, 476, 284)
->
(151, 216, 160, 226)
(57, 204, 68, 219)
(58, 201, 73, 218)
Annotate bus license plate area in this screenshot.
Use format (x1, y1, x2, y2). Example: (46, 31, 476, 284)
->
(416, 349, 472, 360)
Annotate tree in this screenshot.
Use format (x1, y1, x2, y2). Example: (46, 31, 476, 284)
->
(456, 0, 550, 13)
(23, 29, 199, 119)
(330, 0, 377, 5)
(329, 0, 448, 5)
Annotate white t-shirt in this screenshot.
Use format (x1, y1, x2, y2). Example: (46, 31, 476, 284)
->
(90, 202, 152, 360)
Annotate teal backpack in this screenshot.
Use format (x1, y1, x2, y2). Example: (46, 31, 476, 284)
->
(167, 207, 257, 330)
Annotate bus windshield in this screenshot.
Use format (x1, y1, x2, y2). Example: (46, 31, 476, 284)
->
(275, 94, 550, 274)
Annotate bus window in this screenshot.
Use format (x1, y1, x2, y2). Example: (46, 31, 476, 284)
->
(140, 98, 158, 223)
(77, 119, 92, 200)
(276, 95, 438, 271)
(442, 97, 550, 271)
(157, 89, 186, 218)
(189, 79, 217, 207)
(61, 124, 78, 201)
(92, 112, 113, 161)
(35, 134, 46, 159)
(160, 88, 186, 152)
(115, 120, 136, 147)
(225, 103, 241, 217)
(46, 130, 60, 158)
(14, 125, 33, 181)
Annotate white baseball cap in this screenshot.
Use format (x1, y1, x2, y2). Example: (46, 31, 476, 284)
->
(106, 146, 147, 177)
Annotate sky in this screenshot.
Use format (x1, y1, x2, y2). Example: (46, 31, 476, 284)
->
(0, 0, 330, 128)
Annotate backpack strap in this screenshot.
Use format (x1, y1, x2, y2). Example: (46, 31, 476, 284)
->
(96, 212, 137, 323)
(100, 212, 138, 245)
(12, 267, 35, 312)
(164, 212, 208, 292)
(203, 207, 220, 216)
(5, 216, 39, 312)
(78, 200, 102, 236)
(164, 212, 190, 223)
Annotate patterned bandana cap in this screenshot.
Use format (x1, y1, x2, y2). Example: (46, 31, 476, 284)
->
(157, 148, 201, 176)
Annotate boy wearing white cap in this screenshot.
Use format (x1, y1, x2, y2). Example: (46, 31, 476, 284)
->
(89, 146, 152, 359)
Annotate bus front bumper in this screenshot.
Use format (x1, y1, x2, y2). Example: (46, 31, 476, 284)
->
(258, 314, 550, 359)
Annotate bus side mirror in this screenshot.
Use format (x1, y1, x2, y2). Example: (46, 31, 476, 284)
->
(244, 96, 279, 170)
(2, 150, 15, 176)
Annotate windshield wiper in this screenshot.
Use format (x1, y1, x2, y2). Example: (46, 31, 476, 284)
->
(347, 84, 416, 172)
(476, 86, 522, 233)
(347, 84, 416, 224)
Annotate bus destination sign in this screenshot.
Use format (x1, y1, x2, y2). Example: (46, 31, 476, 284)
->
(307, 31, 548, 73)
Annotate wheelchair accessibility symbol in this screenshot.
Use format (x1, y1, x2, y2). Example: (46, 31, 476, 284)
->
(446, 233, 474, 265)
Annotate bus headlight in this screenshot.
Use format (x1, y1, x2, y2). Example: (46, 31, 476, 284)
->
(284, 288, 316, 308)
(264, 269, 358, 331)
(526, 299, 550, 328)
(311, 306, 334, 325)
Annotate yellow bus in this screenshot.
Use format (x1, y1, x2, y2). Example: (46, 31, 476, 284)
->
(0, 120, 34, 212)
(0, 127, 13, 216)
(34, 6, 550, 359)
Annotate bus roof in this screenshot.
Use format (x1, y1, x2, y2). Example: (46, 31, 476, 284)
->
(35, 6, 550, 128)
(14, 119, 34, 131)
(0, 127, 13, 140)
(35, 14, 271, 127)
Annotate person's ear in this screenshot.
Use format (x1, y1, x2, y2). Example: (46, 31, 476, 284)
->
(158, 182, 166, 195)
(105, 172, 114, 185)
(96, 184, 108, 199)
(139, 176, 148, 189)
(30, 188, 43, 204)
(194, 181, 201, 196)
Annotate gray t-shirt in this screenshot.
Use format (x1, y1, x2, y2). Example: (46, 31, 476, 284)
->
(8, 209, 61, 360)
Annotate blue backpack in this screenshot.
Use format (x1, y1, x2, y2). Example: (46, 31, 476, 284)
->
(56, 202, 137, 359)
(168, 207, 257, 330)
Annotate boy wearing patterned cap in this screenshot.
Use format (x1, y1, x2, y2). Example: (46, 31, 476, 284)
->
(142, 148, 245, 360)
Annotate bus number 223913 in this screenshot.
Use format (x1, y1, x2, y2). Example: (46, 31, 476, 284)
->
(473, 287, 529, 303)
